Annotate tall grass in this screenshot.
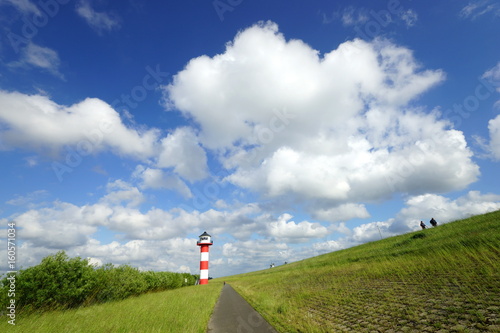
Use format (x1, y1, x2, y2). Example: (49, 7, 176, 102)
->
(222, 210, 500, 332)
(0, 283, 223, 333)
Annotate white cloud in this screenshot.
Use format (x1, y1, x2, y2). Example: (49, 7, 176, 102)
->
(6, 190, 49, 206)
(133, 165, 192, 198)
(0, 91, 160, 160)
(389, 191, 500, 233)
(0, 92, 208, 190)
(475, 63, 500, 159)
(8, 43, 64, 78)
(165, 22, 477, 205)
(309, 191, 500, 257)
(266, 213, 329, 243)
(0, 236, 199, 273)
(0, 0, 40, 15)
(482, 62, 500, 95)
(313, 203, 370, 223)
(221, 239, 290, 273)
(23, 43, 62, 76)
(341, 7, 370, 26)
(24, 155, 39, 167)
(100, 180, 145, 208)
(76, 0, 121, 34)
(322, 6, 417, 29)
(157, 127, 208, 181)
(14, 202, 100, 249)
(487, 115, 500, 159)
(460, 0, 500, 20)
(312, 240, 345, 253)
(400, 9, 418, 27)
(87, 257, 103, 267)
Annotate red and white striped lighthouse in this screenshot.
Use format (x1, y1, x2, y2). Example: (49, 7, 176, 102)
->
(197, 231, 213, 285)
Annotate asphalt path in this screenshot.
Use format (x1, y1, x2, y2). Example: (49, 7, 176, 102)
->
(207, 284, 278, 333)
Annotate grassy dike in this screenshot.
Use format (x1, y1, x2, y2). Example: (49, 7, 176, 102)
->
(0, 282, 222, 332)
(222, 210, 500, 332)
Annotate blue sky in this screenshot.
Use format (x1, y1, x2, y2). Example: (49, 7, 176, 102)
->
(0, 0, 499, 277)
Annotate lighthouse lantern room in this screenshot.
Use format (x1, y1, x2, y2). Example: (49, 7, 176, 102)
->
(197, 231, 213, 284)
(197, 231, 212, 245)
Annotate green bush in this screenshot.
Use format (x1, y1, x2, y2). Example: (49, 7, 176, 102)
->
(0, 251, 96, 311)
(0, 251, 198, 313)
(91, 264, 148, 302)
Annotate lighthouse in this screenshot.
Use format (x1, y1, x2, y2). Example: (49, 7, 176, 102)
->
(197, 231, 213, 285)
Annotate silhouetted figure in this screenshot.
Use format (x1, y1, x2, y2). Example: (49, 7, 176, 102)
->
(430, 218, 437, 227)
(420, 221, 426, 230)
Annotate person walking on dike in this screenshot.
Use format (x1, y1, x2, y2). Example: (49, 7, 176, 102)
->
(430, 218, 437, 227)
(420, 221, 426, 230)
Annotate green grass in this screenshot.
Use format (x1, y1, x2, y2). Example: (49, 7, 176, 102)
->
(0, 282, 223, 333)
(221, 210, 500, 332)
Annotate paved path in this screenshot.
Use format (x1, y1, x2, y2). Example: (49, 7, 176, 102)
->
(207, 284, 278, 333)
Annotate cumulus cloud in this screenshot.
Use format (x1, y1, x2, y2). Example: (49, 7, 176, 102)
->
(75, 238, 199, 272)
(0, 234, 199, 273)
(391, 191, 500, 232)
(157, 127, 208, 181)
(222, 239, 290, 272)
(133, 165, 192, 198)
(0, 92, 211, 188)
(313, 203, 370, 223)
(474, 63, 500, 159)
(14, 201, 100, 249)
(165, 21, 478, 206)
(0, 91, 160, 159)
(76, 0, 121, 34)
(100, 180, 145, 208)
(487, 115, 500, 159)
(309, 191, 500, 257)
(266, 213, 329, 243)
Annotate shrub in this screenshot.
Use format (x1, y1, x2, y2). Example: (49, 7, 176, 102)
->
(0, 251, 199, 313)
(0, 251, 96, 311)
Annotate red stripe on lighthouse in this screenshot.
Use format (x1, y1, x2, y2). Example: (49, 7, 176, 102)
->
(197, 232, 213, 285)
(198, 239, 212, 285)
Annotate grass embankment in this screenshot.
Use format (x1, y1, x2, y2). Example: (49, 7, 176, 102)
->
(223, 210, 500, 332)
(0, 282, 222, 333)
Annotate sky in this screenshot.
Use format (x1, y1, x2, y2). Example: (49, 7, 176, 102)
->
(0, 0, 499, 278)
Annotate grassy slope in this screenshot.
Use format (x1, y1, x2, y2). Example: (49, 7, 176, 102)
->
(222, 210, 500, 332)
(0, 282, 222, 333)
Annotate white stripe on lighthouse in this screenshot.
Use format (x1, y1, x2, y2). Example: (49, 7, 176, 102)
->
(200, 270, 209, 280)
(200, 252, 209, 262)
